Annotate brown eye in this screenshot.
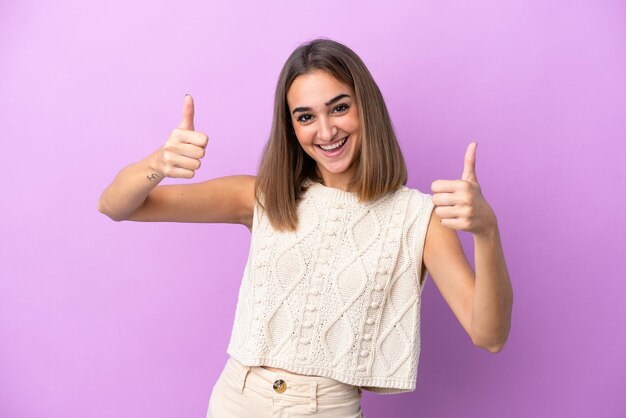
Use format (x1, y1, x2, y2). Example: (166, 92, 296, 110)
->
(297, 114, 313, 123)
(333, 104, 349, 113)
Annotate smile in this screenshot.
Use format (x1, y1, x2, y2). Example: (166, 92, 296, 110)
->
(317, 136, 348, 152)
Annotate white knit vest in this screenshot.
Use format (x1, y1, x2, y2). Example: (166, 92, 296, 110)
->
(226, 182, 434, 393)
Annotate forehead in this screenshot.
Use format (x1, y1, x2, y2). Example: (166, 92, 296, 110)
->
(287, 70, 353, 107)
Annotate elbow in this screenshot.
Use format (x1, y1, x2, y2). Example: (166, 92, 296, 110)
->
(472, 334, 508, 354)
(97, 199, 124, 222)
(471, 296, 513, 354)
(482, 342, 505, 354)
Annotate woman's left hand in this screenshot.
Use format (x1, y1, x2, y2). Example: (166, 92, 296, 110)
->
(431, 142, 497, 236)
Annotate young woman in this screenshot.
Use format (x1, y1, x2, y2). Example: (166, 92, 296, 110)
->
(99, 39, 512, 417)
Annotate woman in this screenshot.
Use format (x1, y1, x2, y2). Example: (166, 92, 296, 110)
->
(99, 39, 512, 417)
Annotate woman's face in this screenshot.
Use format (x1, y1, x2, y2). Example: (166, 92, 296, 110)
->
(286, 70, 361, 191)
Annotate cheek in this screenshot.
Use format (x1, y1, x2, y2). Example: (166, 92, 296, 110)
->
(345, 113, 361, 133)
(294, 126, 314, 144)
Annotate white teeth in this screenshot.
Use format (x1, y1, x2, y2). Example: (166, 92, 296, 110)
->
(320, 137, 347, 151)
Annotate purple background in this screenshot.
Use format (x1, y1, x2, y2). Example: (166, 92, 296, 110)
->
(1, 1, 625, 417)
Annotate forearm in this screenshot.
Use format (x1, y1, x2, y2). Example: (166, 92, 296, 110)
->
(98, 149, 163, 221)
(470, 223, 513, 352)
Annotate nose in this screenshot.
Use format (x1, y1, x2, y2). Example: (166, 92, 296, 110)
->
(317, 116, 337, 142)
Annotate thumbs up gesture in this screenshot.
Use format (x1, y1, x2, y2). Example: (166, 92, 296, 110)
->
(155, 94, 209, 179)
(431, 142, 497, 235)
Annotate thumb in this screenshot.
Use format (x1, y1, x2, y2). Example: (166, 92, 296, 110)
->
(178, 94, 195, 130)
(461, 142, 478, 182)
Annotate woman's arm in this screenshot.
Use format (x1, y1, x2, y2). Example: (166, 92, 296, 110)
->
(424, 143, 513, 352)
(98, 95, 255, 228)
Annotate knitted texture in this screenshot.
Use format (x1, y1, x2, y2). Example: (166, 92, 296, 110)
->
(226, 182, 434, 393)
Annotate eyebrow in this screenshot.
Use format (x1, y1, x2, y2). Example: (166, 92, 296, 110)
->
(291, 94, 351, 115)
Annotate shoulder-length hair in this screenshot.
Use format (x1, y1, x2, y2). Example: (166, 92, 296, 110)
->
(255, 38, 407, 231)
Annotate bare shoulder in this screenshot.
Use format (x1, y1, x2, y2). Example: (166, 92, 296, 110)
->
(127, 175, 256, 226)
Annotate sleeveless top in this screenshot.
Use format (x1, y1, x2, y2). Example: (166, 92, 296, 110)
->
(226, 182, 434, 393)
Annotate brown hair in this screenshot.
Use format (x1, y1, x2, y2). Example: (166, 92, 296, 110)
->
(255, 38, 407, 231)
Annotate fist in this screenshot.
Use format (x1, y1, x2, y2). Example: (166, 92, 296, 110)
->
(431, 142, 496, 235)
(156, 94, 209, 179)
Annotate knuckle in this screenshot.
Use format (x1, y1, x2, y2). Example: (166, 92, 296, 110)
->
(456, 191, 471, 205)
(163, 152, 176, 165)
(163, 142, 177, 153)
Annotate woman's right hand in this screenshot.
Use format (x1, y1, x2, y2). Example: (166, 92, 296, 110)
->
(153, 94, 209, 179)
(99, 94, 255, 225)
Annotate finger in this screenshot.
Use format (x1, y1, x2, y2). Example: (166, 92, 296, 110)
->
(166, 166, 196, 179)
(172, 155, 202, 171)
(434, 206, 459, 219)
(431, 179, 464, 193)
(181, 131, 208, 148)
(440, 218, 469, 230)
(461, 142, 477, 182)
(171, 129, 208, 148)
(178, 94, 195, 130)
(432, 192, 456, 207)
(179, 143, 206, 159)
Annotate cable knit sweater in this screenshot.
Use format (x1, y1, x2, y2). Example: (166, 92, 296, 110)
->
(226, 181, 434, 393)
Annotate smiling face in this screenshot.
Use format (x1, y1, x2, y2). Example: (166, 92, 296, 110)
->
(286, 70, 361, 191)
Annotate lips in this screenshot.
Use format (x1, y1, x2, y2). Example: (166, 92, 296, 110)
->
(316, 136, 348, 155)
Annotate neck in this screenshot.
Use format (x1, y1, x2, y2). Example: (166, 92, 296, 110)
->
(316, 169, 355, 192)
